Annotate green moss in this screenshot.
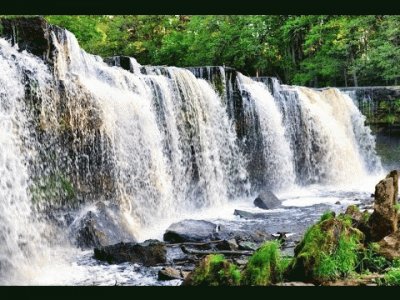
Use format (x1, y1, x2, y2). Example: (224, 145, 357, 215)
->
(189, 254, 241, 286)
(320, 211, 336, 222)
(288, 212, 364, 282)
(380, 268, 400, 286)
(31, 172, 76, 204)
(241, 241, 290, 286)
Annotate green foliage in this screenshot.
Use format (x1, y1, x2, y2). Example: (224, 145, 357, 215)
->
(189, 254, 241, 286)
(358, 243, 391, 274)
(1, 15, 397, 86)
(380, 268, 400, 286)
(289, 212, 364, 282)
(320, 211, 336, 222)
(241, 241, 289, 285)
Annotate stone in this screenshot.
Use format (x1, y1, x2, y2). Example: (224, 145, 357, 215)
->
(71, 201, 136, 249)
(234, 209, 267, 219)
(368, 171, 399, 242)
(158, 267, 189, 281)
(163, 219, 219, 243)
(335, 201, 341, 205)
(378, 231, 400, 260)
(94, 239, 166, 266)
(253, 190, 281, 210)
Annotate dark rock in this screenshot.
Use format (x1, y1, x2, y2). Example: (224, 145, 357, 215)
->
(94, 239, 166, 266)
(335, 201, 341, 205)
(0, 16, 65, 63)
(71, 201, 136, 249)
(254, 190, 281, 210)
(158, 267, 189, 281)
(368, 170, 399, 242)
(215, 239, 239, 251)
(378, 231, 400, 260)
(163, 219, 219, 243)
(233, 209, 267, 219)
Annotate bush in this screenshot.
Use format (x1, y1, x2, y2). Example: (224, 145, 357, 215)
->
(186, 254, 241, 286)
(241, 241, 289, 285)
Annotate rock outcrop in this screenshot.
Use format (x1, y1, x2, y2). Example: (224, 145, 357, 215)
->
(368, 170, 399, 242)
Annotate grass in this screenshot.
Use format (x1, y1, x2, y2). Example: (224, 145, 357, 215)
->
(189, 254, 241, 286)
(241, 240, 289, 285)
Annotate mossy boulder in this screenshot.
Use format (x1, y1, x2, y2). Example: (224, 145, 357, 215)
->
(241, 241, 289, 286)
(183, 254, 241, 286)
(287, 212, 364, 283)
(344, 205, 371, 240)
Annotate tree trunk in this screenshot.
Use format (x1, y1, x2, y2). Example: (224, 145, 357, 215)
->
(344, 69, 348, 87)
(352, 69, 358, 87)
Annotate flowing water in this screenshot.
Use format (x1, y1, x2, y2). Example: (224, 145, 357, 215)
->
(0, 26, 387, 285)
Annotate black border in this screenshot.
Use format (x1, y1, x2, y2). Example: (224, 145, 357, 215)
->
(0, 0, 399, 299)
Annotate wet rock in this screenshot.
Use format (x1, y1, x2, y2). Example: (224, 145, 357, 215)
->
(254, 190, 281, 210)
(71, 201, 136, 249)
(233, 209, 266, 219)
(335, 201, 341, 205)
(163, 219, 219, 243)
(215, 239, 239, 251)
(237, 241, 258, 251)
(378, 231, 400, 260)
(368, 170, 399, 242)
(158, 267, 189, 281)
(94, 239, 166, 266)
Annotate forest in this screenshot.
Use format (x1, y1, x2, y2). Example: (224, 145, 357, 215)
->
(42, 15, 400, 87)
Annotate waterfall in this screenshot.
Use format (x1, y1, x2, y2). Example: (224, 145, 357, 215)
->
(0, 20, 384, 284)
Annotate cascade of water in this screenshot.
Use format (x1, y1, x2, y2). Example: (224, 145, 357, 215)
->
(0, 22, 384, 284)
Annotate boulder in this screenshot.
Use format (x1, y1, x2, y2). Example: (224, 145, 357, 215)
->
(163, 219, 219, 243)
(158, 267, 190, 281)
(94, 239, 166, 266)
(71, 201, 136, 249)
(368, 170, 399, 242)
(254, 190, 281, 210)
(377, 231, 400, 260)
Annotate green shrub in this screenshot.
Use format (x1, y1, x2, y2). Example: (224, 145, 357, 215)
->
(188, 254, 241, 286)
(241, 241, 289, 285)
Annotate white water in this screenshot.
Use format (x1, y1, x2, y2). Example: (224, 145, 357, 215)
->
(0, 26, 386, 285)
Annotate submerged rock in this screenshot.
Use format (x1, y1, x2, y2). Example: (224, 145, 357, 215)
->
(254, 190, 281, 210)
(94, 239, 166, 266)
(368, 170, 399, 242)
(163, 219, 219, 243)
